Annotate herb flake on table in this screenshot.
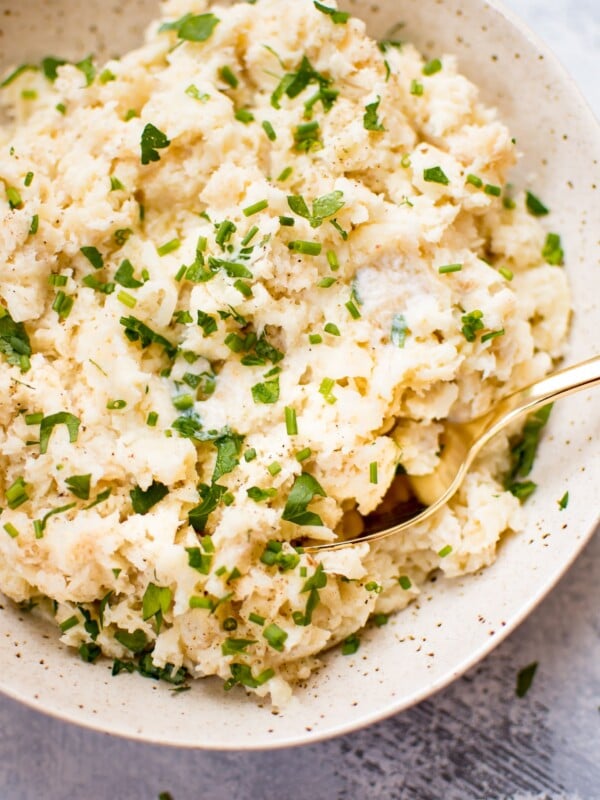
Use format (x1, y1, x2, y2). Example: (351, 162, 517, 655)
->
(516, 661, 538, 697)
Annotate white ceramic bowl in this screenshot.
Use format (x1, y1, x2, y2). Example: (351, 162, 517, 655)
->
(0, 0, 598, 749)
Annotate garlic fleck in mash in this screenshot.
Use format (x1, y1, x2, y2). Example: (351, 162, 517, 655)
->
(0, 0, 570, 704)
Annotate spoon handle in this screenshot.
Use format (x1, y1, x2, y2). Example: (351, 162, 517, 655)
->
(480, 354, 600, 444)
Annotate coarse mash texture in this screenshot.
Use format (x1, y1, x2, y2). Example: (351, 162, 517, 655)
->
(0, 0, 570, 704)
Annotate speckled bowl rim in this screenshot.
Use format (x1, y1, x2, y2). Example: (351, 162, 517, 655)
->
(0, 0, 598, 750)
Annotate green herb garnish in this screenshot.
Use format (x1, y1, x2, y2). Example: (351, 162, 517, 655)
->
(282, 472, 326, 527)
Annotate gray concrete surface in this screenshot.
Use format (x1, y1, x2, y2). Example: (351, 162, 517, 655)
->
(1, 1, 598, 798)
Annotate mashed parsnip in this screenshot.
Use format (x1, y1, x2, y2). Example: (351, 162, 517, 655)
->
(0, 0, 570, 704)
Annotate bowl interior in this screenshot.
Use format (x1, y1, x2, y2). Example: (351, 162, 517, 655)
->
(0, 0, 598, 749)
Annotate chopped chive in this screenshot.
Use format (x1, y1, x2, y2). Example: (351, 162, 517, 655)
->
(481, 329, 505, 344)
(107, 399, 127, 410)
(172, 394, 194, 411)
(233, 279, 253, 298)
(499, 267, 514, 281)
(59, 615, 79, 633)
(422, 58, 442, 76)
(326, 250, 339, 270)
(330, 219, 349, 240)
(249, 612, 265, 626)
(189, 596, 213, 610)
(277, 166, 293, 182)
(398, 575, 412, 590)
(268, 461, 281, 476)
(24, 171, 34, 187)
(345, 300, 361, 319)
(110, 176, 125, 191)
(317, 277, 336, 288)
(438, 263, 462, 274)
(410, 79, 423, 96)
(324, 322, 340, 336)
(174, 265, 186, 282)
(279, 216, 295, 227)
(147, 412, 159, 427)
(234, 108, 254, 123)
(6, 186, 23, 209)
(219, 66, 238, 89)
(263, 623, 288, 652)
(215, 219, 236, 248)
(288, 240, 322, 256)
(296, 447, 312, 462)
(117, 291, 137, 308)
(25, 412, 43, 425)
(56, 103, 67, 115)
(369, 462, 378, 484)
(185, 84, 209, 102)
(48, 274, 68, 287)
(309, 334, 322, 345)
(484, 184, 502, 197)
(243, 199, 269, 217)
(241, 225, 259, 246)
(3, 522, 20, 539)
(52, 291, 74, 320)
(438, 545, 453, 558)
(244, 448, 257, 463)
(6, 477, 30, 509)
(400, 153, 412, 169)
(319, 377, 337, 404)
(466, 174, 482, 188)
(285, 407, 298, 436)
(29, 214, 39, 235)
(261, 121, 277, 141)
(157, 238, 181, 256)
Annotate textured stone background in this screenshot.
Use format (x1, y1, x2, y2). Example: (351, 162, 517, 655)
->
(1, 1, 598, 798)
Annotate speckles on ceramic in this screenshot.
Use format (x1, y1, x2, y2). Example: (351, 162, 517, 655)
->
(0, 0, 599, 751)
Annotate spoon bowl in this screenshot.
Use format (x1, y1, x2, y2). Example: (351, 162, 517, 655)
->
(304, 355, 600, 552)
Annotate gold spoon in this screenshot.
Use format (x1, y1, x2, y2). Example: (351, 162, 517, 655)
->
(304, 354, 600, 553)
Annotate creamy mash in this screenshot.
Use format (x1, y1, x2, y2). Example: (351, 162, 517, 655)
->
(0, 0, 570, 704)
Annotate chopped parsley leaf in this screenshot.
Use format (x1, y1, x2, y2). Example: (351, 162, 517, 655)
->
(525, 191, 549, 216)
(65, 474, 91, 500)
(140, 123, 171, 166)
(558, 491, 569, 510)
(115, 259, 143, 288)
(423, 166, 450, 185)
(39, 412, 80, 455)
(342, 633, 360, 655)
(516, 662, 538, 697)
(212, 433, 244, 482)
(161, 12, 220, 42)
(313, 1, 350, 23)
(0, 307, 32, 373)
(363, 97, 385, 131)
(461, 310, 484, 342)
(251, 377, 280, 404)
(80, 246, 104, 269)
(130, 481, 169, 515)
(282, 472, 326, 527)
